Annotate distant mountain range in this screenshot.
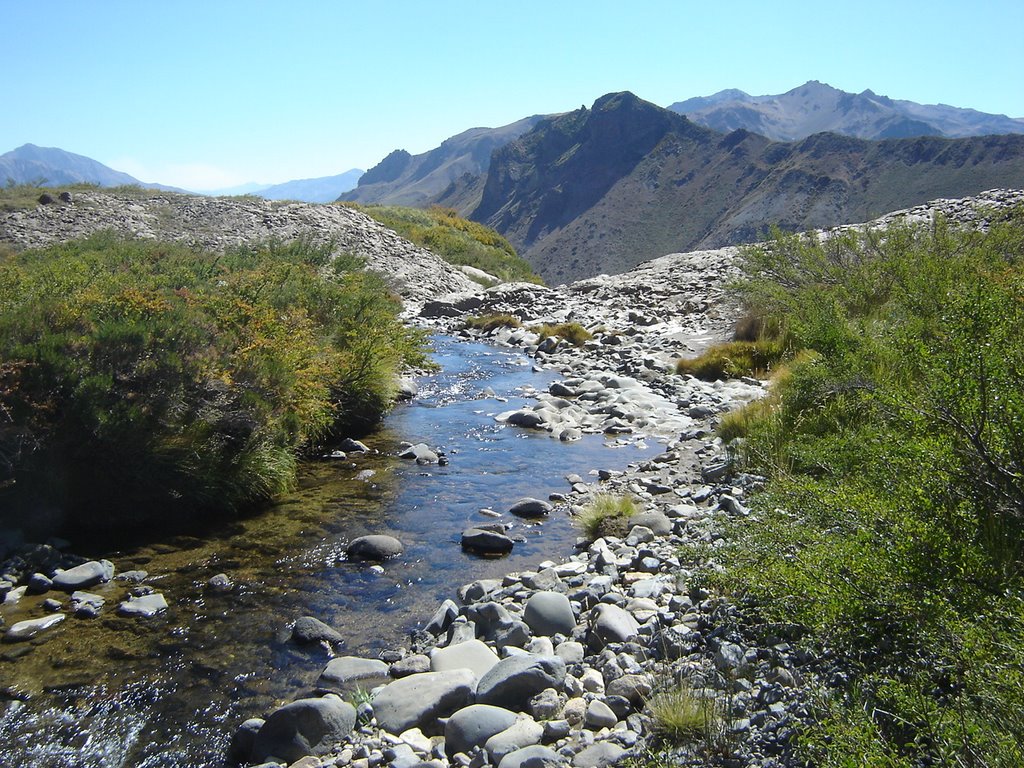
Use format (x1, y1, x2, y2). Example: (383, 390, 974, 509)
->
(0, 144, 362, 202)
(0, 144, 183, 191)
(357, 91, 1024, 283)
(669, 80, 1024, 141)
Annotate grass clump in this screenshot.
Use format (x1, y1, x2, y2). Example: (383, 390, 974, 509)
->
(647, 684, 721, 745)
(675, 338, 785, 380)
(532, 322, 593, 346)
(574, 493, 639, 539)
(346, 203, 543, 284)
(714, 209, 1024, 765)
(463, 313, 522, 332)
(0, 232, 427, 531)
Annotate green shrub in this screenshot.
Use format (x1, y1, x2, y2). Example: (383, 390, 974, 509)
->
(574, 493, 639, 539)
(532, 322, 593, 346)
(715, 208, 1024, 765)
(0, 233, 427, 530)
(463, 313, 522, 332)
(647, 684, 721, 745)
(675, 339, 785, 380)
(346, 203, 543, 284)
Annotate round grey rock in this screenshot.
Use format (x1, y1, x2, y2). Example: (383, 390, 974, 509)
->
(587, 604, 640, 648)
(462, 527, 514, 555)
(523, 592, 576, 637)
(508, 498, 553, 518)
(292, 616, 344, 646)
(373, 669, 476, 736)
(476, 654, 566, 711)
(498, 745, 566, 768)
(52, 560, 114, 591)
(444, 704, 519, 758)
(251, 696, 356, 764)
(486, 716, 544, 763)
(430, 638, 500, 678)
(316, 656, 389, 694)
(572, 742, 625, 768)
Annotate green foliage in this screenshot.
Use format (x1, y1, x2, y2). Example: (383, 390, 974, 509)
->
(532, 322, 593, 346)
(0, 233, 427, 529)
(717, 209, 1024, 764)
(675, 339, 786, 380)
(346, 203, 543, 284)
(647, 684, 721, 745)
(574, 493, 639, 539)
(463, 313, 522, 332)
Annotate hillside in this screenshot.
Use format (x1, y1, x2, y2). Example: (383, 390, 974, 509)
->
(0, 143, 180, 190)
(440, 92, 1024, 283)
(669, 80, 1024, 140)
(339, 115, 546, 208)
(254, 169, 363, 202)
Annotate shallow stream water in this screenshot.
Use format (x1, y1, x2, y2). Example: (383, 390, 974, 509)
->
(0, 335, 652, 768)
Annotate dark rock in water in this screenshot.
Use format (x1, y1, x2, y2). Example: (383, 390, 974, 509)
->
(462, 527, 514, 555)
(206, 573, 233, 592)
(117, 570, 149, 584)
(338, 438, 370, 453)
(41, 597, 63, 612)
(506, 410, 546, 429)
(424, 598, 459, 636)
(347, 535, 404, 561)
(292, 616, 344, 646)
(372, 669, 476, 736)
(250, 696, 356, 764)
(52, 560, 114, 591)
(26, 572, 52, 594)
(509, 498, 553, 518)
(397, 442, 439, 464)
(476, 654, 567, 711)
(228, 718, 264, 764)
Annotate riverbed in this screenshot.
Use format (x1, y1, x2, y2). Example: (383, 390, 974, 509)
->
(0, 335, 654, 768)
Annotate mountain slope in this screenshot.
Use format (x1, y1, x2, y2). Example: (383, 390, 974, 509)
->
(448, 92, 1024, 284)
(0, 143, 177, 190)
(254, 169, 363, 202)
(339, 116, 546, 208)
(669, 81, 1024, 141)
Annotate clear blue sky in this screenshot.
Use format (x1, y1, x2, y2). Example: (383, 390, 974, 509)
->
(3, 1, 1022, 190)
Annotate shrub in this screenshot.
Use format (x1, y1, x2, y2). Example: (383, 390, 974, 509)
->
(532, 322, 593, 346)
(574, 493, 638, 539)
(0, 233, 427, 531)
(463, 313, 522, 332)
(675, 339, 785, 380)
(647, 684, 721, 745)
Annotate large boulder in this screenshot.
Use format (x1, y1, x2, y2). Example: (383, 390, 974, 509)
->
(485, 717, 544, 763)
(372, 669, 476, 736)
(523, 592, 576, 637)
(52, 560, 114, 591)
(587, 604, 639, 648)
(316, 656, 389, 694)
(292, 616, 344, 646)
(444, 704, 519, 758)
(476, 654, 566, 711)
(347, 535, 404, 561)
(462, 527, 514, 555)
(250, 696, 356, 764)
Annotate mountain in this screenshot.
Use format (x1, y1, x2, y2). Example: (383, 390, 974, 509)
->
(0, 143, 179, 190)
(340, 115, 547, 208)
(431, 92, 1024, 284)
(253, 169, 363, 203)
(669, 81, 1024, 141)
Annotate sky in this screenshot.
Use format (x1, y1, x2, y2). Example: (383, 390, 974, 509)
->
(3, 1, 1023, 191)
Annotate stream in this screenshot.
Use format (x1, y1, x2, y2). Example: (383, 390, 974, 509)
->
(0, 335, 653, 768)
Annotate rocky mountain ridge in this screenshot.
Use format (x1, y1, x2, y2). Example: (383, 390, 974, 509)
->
(669, 80, 1024, 141)
(0, 143, 181, 191)
(0, 190, 479, 306)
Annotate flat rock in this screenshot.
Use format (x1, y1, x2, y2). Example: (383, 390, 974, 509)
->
(397, 443, 438, 464)
(52, 560, 114, 591)
(430, 638, 500, 678)
(486, 716, 544, 762)
(3, 613, 65, 642)
(316, 656, 389, 694)
(250, 696, 356, 764)
(372, 669, 477, 736)
(117, 593, 168, 617)
(347, 535, 404, 561)
(572, 742, 625, 768)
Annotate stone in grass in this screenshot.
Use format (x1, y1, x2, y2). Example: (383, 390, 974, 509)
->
(508, 498, 553, 518)
(250, 696, 356, 765)
(292, 616, 344, 646)
(347, 535, 404, 562)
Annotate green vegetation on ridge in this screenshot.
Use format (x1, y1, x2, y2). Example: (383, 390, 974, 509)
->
(713, 210, 1024, 765)
(346, 203, 543, 285)
(0, 233, 427, 531)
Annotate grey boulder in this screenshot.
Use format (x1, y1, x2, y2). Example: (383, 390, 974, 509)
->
(523, 592, 576, 637)
(485, 716, 544, 762)
(476, 654, 566, 711)
(430, 638, 500, 678)
(587, 604, 639, 647)
(444, 704, 518, 758)
(250, 696, 356, 764)
(292, 616, 344, 646)
(372, 669, 476, 736)
(316, 656, 389, 694)
(462, 527, 514, 555)
(498, 745, 566, 768)
(508, 498, 552, 518)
